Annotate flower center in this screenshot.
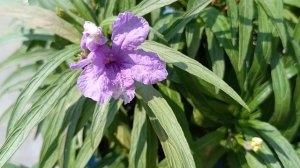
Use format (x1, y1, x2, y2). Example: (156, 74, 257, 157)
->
(105, 55, 114, 64)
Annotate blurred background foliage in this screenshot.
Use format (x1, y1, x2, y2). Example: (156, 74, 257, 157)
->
(0, 0, 300, 167)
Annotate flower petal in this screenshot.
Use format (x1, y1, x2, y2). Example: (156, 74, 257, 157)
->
(121, 49, 168, 84)
(77, 64, 113, 104)
(70, 52, 95, 70)
(80, 34, 88, 50)
(112, 12, 149, 51)
(70, 46, 109, 70)
(81, 21, 107, 51)
(83, 21, 99, 34)
(105, 64, 135, 104)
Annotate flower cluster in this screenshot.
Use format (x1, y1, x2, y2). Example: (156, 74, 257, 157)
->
(71, 12, 168, 104)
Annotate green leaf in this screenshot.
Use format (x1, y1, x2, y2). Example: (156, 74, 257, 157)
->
(255, 0, 287, 48)
(39, 96, 70, 168)
(0, 5, 81, 43)
(163, 0, 212, 40)
(7, 45, 80, 135)
(74, 99, 122, 168)
(185, 18, 204, 58)
(227, 151, 249, 168)
(294, 20, 300, 42)
(205, 28, 225, 91)
(0, 49, 57, 70)
(0, 64, 38, 96)
(242, 127, 281, 168)
(136, 84, 196, 168)
(140, 41, 249, 111)
(245, 152, 266, 168)
(200, 7, 245, 88)
(70, 0, 98, 24)
(284, 0, 300, 7)
(118, 0, 136, 12)
(128, 102, 157, 168)
(244, 65, 297, 114)
(282, 76, 300, 140)
(247, 5, 272, 89)
(0, 71, 78, 167)
(157, 83, 192, 142)
(226, 0, 238, 45)
(193, 127, 227, 168)
(238, 0, 254, 70)
(131, 0, 177, 16)
(242, 120, 300, 167)
(58, 97, 85, 168)
(39, 90, 82, 168)
(269, 54, 291, 128)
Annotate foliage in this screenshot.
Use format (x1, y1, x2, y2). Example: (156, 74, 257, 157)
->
(0, 0, 300, 167)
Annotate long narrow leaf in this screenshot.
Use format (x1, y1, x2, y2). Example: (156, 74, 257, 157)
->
(136, 84, 196, 168)
(7, 45, 80, 135)
(140, 41, 249, 111)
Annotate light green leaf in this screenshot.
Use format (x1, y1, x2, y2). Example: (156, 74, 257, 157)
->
(158, 83, 192, 142)
(128, 102, 157, 168)
(238, 0, 254, 70)
(269, 54, 291, 127)
(282, 76, 300, 140)
(245, 152, 266, 168)
(140, 41, 249, 111)
(136, 84, 196, 168)
(185, 18, 204, 58)
(255, 0, 287, 48)
(131, 0, 177, 16)
(58, 97, 85, 168)
(118, 0, 136, 12)
(0, 5, 81, 43)
(205, 28, 225, 92)
(0, 64, 38, 96)
(0, 49, 57, 70)
(0, 71, 78, 167)
(70, 0, 98, 24)
(39, 96, 70, 168)
(7, 45, 80, 135)
(226, 0, 238, 45)
(74, 99, 122, 168)
(247, 5, 272, 89)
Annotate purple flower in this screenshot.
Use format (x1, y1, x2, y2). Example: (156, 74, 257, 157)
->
(80, 21, 107, 51)
(71, 12, 168, 104)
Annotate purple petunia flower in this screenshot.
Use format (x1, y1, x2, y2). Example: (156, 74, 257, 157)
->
(71, 12, 168, 104)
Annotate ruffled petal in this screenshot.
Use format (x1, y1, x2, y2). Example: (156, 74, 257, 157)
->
(104, 64, 135, 104)
(120, 49, 168, 84)
(112, 12, 149, 51)
(77, 64, 113, 104)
